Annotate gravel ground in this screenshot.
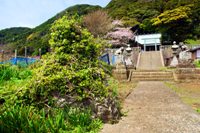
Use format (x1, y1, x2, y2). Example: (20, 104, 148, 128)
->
(101, 81, 200, 133)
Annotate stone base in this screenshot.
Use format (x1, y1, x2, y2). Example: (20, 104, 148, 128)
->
(170, 56, 179, 67)
(113, 62, 128, 81)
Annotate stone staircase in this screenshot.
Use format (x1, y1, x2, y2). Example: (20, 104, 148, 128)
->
(130, 70, 174, 81)
(130, 51, 174, 81)
(137, 51, 164, 70)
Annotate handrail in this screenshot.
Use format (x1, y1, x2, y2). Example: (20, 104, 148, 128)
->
(136, 52, 141, 69)
(160, 49, 165, 67)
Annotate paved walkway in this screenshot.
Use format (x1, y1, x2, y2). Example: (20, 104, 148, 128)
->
(101, 81, 200, 133)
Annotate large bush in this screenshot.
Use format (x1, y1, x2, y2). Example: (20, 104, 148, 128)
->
(23, 15, 110, 108)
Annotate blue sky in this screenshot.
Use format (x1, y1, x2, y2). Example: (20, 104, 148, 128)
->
(0, 0, 111, 30)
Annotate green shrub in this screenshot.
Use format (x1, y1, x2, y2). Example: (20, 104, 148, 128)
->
(0, 105, 102, 133)
(23, 15, 111, 108)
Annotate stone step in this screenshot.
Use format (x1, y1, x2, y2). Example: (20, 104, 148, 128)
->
(130, 71, 174, 81)
(132, 72, 173, 76)
(131, 75, 173, 78)
(131, 78, 174, 81)
(134, 69, 171, 71)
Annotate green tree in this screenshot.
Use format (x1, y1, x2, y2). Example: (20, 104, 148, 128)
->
(191, 0, 200, 39)
(151, 5, 193, 42)
(83, 10, 112, 37)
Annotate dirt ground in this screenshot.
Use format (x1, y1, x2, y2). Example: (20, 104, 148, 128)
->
(101, 81, 200, 133)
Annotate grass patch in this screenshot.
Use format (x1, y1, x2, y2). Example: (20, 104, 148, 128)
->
(166, 82, 200, 113)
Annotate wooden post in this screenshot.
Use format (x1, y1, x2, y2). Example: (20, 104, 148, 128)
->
(14, 49, 17, 65)
(25, 47, 28, 64)
(25, 46, 27, 58)
(15, 49, 17, 58)
(1, 50, 4, 62)
(39, 48, 41, 59)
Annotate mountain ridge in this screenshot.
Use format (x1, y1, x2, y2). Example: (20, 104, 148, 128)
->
(0, 1, 200, 55)
(0, 4, 102, 55)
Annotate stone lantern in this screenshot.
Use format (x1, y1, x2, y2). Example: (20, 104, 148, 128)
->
(124, 44, 133, 66)
(126, 44, 132, 53)
(113, 47, 127, 81)
(179, 42, 188, 51)
(170, 41, 179, 67)
(171, 41, 179, 54)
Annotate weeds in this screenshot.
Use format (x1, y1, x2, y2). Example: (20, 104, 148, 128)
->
(0, 64, 32, 84)
(0, 105, 102, 133)
(0, 64, 32, 102)
(0, 64, 103, 133)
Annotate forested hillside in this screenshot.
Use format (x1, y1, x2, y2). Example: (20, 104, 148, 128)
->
(1, 1, 200, 55)
(106, 0, 200, 43)
(0, 27, 31, 44)
(0, 4, 101, 55)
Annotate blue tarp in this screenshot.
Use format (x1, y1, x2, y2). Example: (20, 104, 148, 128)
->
(100, 53, 110, 65)
(100, 53, 119, 65)
(0, 57, 37, 65)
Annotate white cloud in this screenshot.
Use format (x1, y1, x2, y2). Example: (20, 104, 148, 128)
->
(0, 0, 111, 30)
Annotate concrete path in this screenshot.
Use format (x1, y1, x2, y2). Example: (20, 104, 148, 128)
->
(101, 81, 200, 133)
(138, 51, 163, 70)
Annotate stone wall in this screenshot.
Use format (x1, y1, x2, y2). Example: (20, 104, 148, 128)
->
(174, 68, 200, 81)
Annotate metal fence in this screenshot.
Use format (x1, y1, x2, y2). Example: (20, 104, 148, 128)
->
(0, 47, 41, 65)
